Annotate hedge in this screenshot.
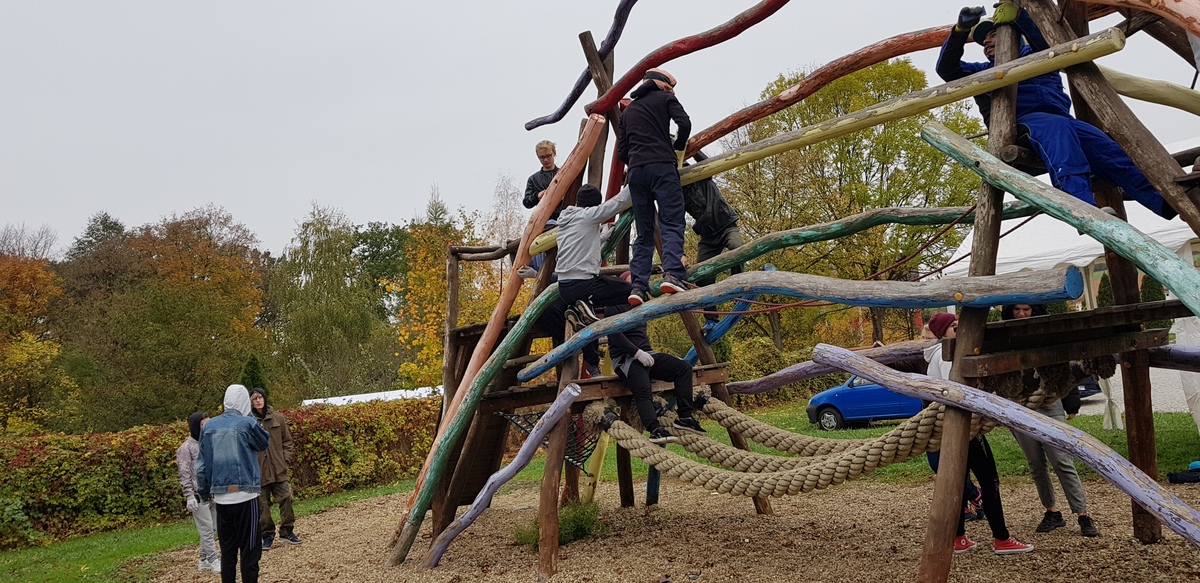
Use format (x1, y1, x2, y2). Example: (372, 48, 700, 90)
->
(0, 397, 440, 549)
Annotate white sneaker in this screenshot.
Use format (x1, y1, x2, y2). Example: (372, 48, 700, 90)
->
(198, 559, 210, 572)
(209, 559, 222, 574)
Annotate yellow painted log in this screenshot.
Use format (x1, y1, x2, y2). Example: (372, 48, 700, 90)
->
(1099, 65, 1200, 117)
(579, 432, 611, 504)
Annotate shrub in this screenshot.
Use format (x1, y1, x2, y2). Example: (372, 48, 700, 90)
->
(727, 338, 843, 408)
(0, 397, 440, 548)
(513, 500, 607, 549)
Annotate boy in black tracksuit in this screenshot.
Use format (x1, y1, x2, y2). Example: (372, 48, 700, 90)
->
(605, 298, 706, 444)
(618, 68, 691, 305)
(683, 149, 744, 330)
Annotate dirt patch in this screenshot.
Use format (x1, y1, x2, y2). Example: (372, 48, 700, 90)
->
(152, 478, 1200, 582)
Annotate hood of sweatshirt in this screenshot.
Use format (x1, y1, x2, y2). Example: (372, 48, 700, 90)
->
(224, 384, 252, 416)
(923, 343, 941, 364)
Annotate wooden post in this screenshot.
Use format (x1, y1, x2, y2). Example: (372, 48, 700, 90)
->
(579, 432, 610, 503)
(616, 402, 636, 508)
(679, 312, 773, 515)
(580, 31, 615, 190)
(917, 8, 1021, 581)
(561, 465, 581, 506)
(442, 250, 460, 415)
(538, 321, 580, 581)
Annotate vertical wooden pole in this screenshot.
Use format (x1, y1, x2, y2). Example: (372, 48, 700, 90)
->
(616, 402, 636, 508)
(917, 7, 1021, 580)
(579, 433, 610, 503)
(442, 250, 460, 416)
(679, 311, 774, 515)
(538, 321, 579, 581)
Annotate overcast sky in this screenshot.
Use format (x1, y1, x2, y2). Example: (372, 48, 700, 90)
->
(2, 1, 1197, 257)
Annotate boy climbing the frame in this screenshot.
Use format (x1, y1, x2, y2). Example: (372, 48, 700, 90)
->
(556, 184, 633, 328)
(618, 68, 692, 306)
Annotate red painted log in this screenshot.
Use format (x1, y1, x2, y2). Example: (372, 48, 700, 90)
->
(585, 0, 791, 116)
(1088, 0, 1200, 37)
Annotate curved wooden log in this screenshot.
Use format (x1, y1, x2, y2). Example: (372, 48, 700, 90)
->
(524, 0, 639, 131)
(921, 121, 1200, 318)
(1099, 65, 1200, 116)
(1147, 345, 1200, 373)
(519, 267, 1084, 381)
(390, 116, 606, 566)
(727, 339, 934, 395)
(1086, 0, 1200, 38)
(677, 28, 1127, 186)
(585, 0, 790, 116)
(683, 264, 777, 364)
(684, 26, 951, 157)
(811, 343, 1200, 548)
(423, 383, 583, 568)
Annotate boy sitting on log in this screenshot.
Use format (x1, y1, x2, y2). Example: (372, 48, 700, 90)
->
(936, 2, 1177, 221)
(556, 184, 633, 330)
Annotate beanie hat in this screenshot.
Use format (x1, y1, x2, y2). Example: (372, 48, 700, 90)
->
(250, 387, 267, 403)
(928, 312, 957, 339)
(577, 184, 602, 208)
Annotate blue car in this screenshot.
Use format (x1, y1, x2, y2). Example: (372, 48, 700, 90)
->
(806, 375, 924, 430)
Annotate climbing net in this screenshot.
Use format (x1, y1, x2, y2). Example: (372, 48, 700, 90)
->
(497, 411, 600, 475)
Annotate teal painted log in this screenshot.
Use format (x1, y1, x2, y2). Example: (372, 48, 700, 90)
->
(519, 267, 1083, 381)
(921, 121, 1200, 318)
(812, 343, 1200, 548)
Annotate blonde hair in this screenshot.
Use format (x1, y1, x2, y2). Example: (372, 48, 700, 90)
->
(535, 140, 556, 155)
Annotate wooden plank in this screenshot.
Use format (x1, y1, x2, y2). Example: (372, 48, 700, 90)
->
(424, 384, 582, 568)
(538, 322, 580, 581)
(920, 122, 1200, 319)
(615, 441, 635, 508)
(983, 299, 1190, 339)
(519, 267, 1087, 382)
(957, 329, 1168, 377)
(811, 343, 1200, 548)
(484, 365, 730, 412)
(678, 28, 1127, 186)
(431, 406, 490, 537)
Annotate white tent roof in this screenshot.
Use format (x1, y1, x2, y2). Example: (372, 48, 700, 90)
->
(942, 137, 1199, 278)
(301, 385, 440, 407)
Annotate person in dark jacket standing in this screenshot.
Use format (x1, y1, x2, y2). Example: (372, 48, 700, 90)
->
(198, 384, 271, 583)
(936, 3, 1176, 220)
(618, 68, 692, 305)
(683, 149, 744, 332)
(250, 388, 299, 549)
(524, 140, 562, 219)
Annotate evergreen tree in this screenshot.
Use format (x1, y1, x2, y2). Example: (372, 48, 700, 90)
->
(1140, 275, 1172, 329)
(240, 354, 268, 397)
(1096, 272, 1114, 308)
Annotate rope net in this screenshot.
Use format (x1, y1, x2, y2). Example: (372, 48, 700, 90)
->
(497, 411, 600, 476)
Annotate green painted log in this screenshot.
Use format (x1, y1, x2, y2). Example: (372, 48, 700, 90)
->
(678, 27, 1127, 186)
(921, 121, 1200, 317)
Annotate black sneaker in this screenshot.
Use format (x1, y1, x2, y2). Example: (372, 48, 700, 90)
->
(280, 532, 302, 545)
(564, 308, 585, 330)
(585, 363, 603, 378)
(648, 427, 679, 445)
(628, 289, 650, 306)
(660, 274, 689, 294)
(672, 416, 707, 436)
(574, 300, 600, 324)
(1078, 515, 1100, 538)
(1036, 510, 1066, 533)
(261, 535, 273, 550)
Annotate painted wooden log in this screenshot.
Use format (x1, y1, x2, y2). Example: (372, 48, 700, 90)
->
(518, 267, 1085, 382)
(585, 0, 790, 116)
(727, 339, 934, 395)
(530, 200, 1036, 272)
(423, 383, 582, 568)
(524, 0, 638, 131)
(579, 432, 611, 504)
(685, 26, 951, 157)
(810, 343, 1200, 548)
(677, 28, 1127, 187)
(920, 121, 1200, 318)
(1086, 0, 1200, 38)
(1099, 65, 1200, 116)
(1147, 345, 1200, 373)
(683, 265, 775, 364)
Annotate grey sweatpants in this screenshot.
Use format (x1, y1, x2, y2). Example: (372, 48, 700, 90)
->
(191, 500, 219, 563)
(1012, 400, 1088, 514)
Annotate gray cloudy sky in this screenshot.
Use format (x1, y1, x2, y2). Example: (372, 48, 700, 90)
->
(2, 1, 1197, 256)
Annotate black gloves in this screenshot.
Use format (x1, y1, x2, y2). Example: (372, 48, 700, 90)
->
(957, 6, 986, 31)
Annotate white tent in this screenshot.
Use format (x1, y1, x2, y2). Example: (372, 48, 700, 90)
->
(301, 385, 440, 407)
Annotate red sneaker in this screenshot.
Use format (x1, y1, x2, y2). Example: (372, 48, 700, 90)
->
(993, 537, 1034, 555)
(953, 535, 976, 554)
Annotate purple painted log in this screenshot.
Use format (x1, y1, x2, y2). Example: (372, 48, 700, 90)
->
(423, 383, 583, 568)
(524, 0, 639, 131)
(811, 343, 1200, 548)
(727, 339, 934, 395)
(1146, 345, 1200, 373)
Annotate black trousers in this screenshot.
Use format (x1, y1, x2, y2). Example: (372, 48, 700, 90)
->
(955, 435, 1010, 541)
(536, 296, 600, 366)
(616, 352, 694, 432)
(216, 498, 262, 583)
(560, 276, 633, 315)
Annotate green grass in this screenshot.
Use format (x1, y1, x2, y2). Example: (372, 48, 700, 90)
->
(0, 480, 414, 583)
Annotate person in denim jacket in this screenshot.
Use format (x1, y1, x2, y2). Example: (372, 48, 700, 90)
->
(198, 384, 270, 582)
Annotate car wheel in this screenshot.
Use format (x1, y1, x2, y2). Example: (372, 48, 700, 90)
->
(817, 407, 844, 431)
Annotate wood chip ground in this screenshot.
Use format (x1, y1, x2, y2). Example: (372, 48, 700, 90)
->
(151, 478, 1200, 582)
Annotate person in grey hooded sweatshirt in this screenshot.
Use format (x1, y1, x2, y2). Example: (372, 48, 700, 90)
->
(177, 411, 220, 573)
(198, 384, 270, 583)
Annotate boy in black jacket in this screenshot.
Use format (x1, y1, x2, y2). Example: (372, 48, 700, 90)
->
(618, 68, 692, 306)
(683, 149, 744, 332)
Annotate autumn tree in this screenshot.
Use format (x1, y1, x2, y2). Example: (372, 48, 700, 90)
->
(719, 59, 984, 345)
